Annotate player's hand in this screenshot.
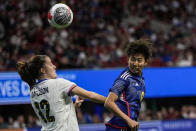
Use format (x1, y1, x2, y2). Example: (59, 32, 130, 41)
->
(126, 119, 139, 131)
(75, 96, 84, 107)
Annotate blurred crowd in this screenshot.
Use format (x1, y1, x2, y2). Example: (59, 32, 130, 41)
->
(0, 114, 41, 129)
(0, 0, 196, 71)
(139, 105, 196, 121)
(0, 104, 196, 129)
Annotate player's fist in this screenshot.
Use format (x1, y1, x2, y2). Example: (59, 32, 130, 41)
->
(126, 119, 139, 131)
(74, 96, 84, 107)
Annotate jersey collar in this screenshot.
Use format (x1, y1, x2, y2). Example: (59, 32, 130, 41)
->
(36, 79, 48, 84)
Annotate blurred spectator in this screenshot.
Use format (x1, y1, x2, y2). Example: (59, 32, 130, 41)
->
(92, 114, 102, 123)
(145, 109, 153, 121)
(189, 105, 196, 119)
(161, 107, 168, 120)
(139, 111, 146, 121)
(84, 112, 93, 123)
(181, 105, 189, 119)
(26, 115, 38, 128)
(156, 111, 163, 120)
(13, 115, 26, 129)
(166, 107, 180, 119)
(0, 115, 7, 129)
(76, 108, 85, 124)
(7, 117, 14, 129)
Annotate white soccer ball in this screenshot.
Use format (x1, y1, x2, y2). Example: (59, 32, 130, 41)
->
(48, 3, 73, 28)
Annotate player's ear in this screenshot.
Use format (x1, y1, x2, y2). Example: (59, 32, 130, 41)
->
(144, 59, 148, 66)
(40, 67, 45, 74)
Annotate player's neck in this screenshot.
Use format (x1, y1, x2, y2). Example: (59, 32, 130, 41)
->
(39, 75, 52, 80)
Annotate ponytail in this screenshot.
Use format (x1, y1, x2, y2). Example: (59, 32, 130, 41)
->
(16, 55, 47, 89)
(16, 61, 36, 88)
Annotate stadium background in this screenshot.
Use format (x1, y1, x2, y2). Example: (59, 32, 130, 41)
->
(0, 0, 196, 131)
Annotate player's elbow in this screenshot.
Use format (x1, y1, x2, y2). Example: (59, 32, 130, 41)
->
(104, 98, 111, 109)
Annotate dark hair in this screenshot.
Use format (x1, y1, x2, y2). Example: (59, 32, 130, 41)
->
(126, 39, 152, 60)
(16, 55, 47, 88)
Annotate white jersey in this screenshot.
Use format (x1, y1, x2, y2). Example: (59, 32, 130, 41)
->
(30, 78, 79, 131)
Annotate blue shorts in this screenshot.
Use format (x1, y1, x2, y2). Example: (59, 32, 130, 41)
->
(106, 126, 131, 131)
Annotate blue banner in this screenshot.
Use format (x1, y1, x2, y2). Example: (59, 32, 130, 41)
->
(0, 72, 30, 105)
(162, 119, 196, 131)
(144, 67, 196, 98)
(0, 67, 196, 105)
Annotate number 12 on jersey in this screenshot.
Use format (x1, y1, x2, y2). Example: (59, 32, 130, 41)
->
(34, 99, 55, 123)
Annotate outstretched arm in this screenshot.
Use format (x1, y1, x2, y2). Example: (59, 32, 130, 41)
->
(104, 92, 139, 131)
(71, 86, 106, 104)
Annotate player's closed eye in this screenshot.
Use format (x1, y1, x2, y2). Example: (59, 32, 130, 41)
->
(131, 58, 136, 62)
(137, 59, 143, 63)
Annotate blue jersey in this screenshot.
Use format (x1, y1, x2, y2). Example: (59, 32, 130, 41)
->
(106, 67, 145, 129)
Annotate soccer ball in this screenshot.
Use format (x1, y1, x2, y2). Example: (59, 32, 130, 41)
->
(48, 3, 73, 28)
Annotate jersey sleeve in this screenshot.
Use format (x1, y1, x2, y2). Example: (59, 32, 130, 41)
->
(109, 78, 128, 96)
(57, 78, 77, 96)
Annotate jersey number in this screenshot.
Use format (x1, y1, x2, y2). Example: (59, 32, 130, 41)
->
(34, 99, 55, 123)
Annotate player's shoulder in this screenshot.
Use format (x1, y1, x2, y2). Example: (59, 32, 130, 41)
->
(119, 67, 132, 81)
(40, 78, 68, 85)
(55, 78, 73, 84)
(55, 78, 66, 81)
(44, 78, 61, 83)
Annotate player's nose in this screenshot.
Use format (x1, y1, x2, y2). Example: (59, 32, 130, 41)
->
(134, 61, 139, 66)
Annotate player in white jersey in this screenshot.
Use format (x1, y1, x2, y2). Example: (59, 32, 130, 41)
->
(17, 55, 106, 131)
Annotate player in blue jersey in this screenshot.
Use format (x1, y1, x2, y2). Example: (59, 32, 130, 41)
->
(104, 39, 152, 131)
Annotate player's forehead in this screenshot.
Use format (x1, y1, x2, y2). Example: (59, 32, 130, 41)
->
(129, 54, 145, 59)
(44, 56, 52, 64)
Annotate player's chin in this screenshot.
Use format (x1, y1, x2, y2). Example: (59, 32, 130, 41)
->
(130, 68, 137, 74)
(52, 73, 57, 79)
(54, 74, 57, 78)
(133, 69, 140, 75)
